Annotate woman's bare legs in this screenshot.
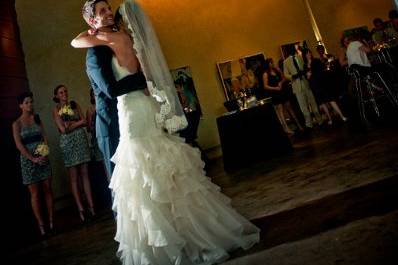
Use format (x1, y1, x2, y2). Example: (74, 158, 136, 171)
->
(79, 163, 95, 216)
(329, 101, 347, 121)
(275, 104, 294, 134)
(284, 101, 304, 131)
(42, 178, 54, 229)
(320, 104, 333, 125)
(28, 183, 45, 235)
(68, 166, 85, 221)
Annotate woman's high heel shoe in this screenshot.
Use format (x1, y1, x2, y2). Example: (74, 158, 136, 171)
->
(48, 222, 56, 236)
(89, 207, 95, 217)
(39, 224, 47, 239)
(86, 207, 96, 221)
(79, 210, 86, 223)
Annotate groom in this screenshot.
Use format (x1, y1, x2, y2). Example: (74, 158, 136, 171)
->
(82, 0, 146, 178)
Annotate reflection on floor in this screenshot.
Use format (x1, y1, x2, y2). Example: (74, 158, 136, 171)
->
(10, 125, 398, 265)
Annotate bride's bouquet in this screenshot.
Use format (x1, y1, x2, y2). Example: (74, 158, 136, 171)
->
(34, 143, 50, 157)
(58, 105, 75, 121)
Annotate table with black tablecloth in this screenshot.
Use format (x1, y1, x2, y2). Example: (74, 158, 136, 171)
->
(216, 103, 292, 171)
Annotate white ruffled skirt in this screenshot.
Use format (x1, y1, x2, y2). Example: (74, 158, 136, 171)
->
(110, 91, 260, 265)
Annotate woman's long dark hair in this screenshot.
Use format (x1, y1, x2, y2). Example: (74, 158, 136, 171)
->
(257, 58, 280, 89)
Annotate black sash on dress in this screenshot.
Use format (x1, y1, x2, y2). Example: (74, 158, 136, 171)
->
(21, 134, 43, 145)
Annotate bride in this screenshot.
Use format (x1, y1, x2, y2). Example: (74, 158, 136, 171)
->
(72, 1, 259, 264)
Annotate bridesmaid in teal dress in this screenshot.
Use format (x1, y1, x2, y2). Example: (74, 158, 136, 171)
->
(52, 85, 95, 222)
(12, 91, 54, 237)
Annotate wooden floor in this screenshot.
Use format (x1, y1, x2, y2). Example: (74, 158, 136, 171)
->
(209, 125, 398, 219)
(9, 124, 398, 265)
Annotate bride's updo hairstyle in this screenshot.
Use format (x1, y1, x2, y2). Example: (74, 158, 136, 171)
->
(82, 0, 109, 26)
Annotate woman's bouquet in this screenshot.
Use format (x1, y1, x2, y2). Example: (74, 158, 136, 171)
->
(58, 105, 75, 121)
(34, 143, 50, 157)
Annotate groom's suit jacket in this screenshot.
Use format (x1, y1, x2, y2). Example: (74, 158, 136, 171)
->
(86, 46, 146, 176)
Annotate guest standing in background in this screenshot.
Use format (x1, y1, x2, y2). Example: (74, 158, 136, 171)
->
(277, 58, 304, 132)
(309, 59, 348, 125)
(260, 58, 294, 134)
(52, 85, 95, 222)
(284, 45, 323, 129)
(371, 18, 388, 45)
(316, 45, 334, 65)
(12, 91, 54, 237)
(345, 36, 372, 69)
(316, 45, 347, 99)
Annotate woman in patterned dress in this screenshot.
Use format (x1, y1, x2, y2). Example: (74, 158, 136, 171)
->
(12, 91, 54, 237)
(52, 85, 95, 222)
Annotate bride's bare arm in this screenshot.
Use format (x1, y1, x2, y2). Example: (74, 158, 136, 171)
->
(71, 30, 109, 48)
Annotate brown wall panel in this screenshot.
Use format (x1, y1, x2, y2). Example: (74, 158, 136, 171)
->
(0, 0, 33, 251)
(0, 57, 27, 78)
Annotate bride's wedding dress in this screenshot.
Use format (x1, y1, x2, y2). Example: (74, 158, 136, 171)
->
(109, 55, 259, 265)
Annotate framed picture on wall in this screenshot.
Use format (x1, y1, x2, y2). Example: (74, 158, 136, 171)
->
(170, 66, 202, 115)
(280, 40, 309, 59)
(216, 52, 265, 101)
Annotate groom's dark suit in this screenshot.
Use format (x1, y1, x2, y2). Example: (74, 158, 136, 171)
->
(86, 46, 146, 177)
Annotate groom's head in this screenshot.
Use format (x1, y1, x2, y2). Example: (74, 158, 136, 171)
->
(82, 0, 114, 29)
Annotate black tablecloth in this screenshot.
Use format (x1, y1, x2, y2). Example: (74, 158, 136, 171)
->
(216, 103, 292, 171)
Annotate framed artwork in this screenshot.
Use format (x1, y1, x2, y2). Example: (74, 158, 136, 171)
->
(280, 40, 309, 59)
(217, 52, 265, 101)
(170, 66, 202, 115)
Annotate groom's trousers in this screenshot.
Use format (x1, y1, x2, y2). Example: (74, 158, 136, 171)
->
(97, 135, 119, 181)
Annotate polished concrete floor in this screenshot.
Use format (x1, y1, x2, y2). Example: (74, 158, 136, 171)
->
(9, 125, 398, 265)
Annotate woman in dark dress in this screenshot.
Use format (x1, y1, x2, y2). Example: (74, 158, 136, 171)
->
(12, 92, 54, 237)
(309, 59, 347, 125)
(259, 58, 303, 134)
(277, 58, 304, 132)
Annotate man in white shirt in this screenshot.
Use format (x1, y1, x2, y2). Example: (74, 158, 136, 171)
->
(346, 36, 398, 105)
(346, 39, 372, 68)
(346, 37, 396, 81)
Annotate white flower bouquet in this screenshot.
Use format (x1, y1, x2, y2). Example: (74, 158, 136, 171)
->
(58, 105, 75, 121)
(34, 143, 50, 157)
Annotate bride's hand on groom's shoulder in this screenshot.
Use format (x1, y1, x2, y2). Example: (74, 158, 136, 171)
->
(88, 28, 98, 36)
